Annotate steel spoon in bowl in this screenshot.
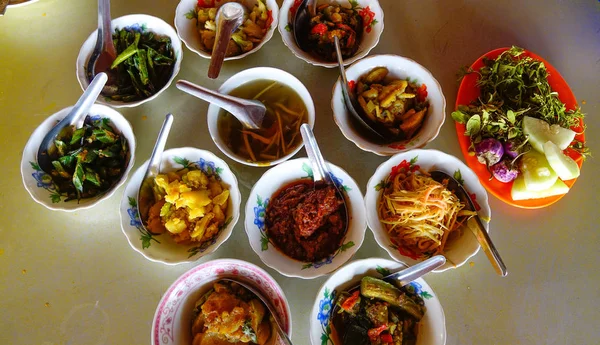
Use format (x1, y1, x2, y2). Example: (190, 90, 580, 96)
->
(208, 2, 245, 79)
(300, 123, 349, 232)
(333, 35, 387, 142)
(220, 278, 293, 345)
(331, 255, 446, 315)
(292, 0, 317, 53)
(136, 113, 174, 226)
(85, 0, 118, 88)
(429, 170, 508, 277)
(176, 79, 266, 129)
(36, 72, 108, 174)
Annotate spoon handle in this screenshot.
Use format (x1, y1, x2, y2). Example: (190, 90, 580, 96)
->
(300, 124, 329, 183)
(176, 80, 249, 121)
(385, 255, 446, 287)
(145, 114, 174, 179)
(66, 72, 108, 127)
(333, 36, 349, 89)
(208, 4, 244, 79)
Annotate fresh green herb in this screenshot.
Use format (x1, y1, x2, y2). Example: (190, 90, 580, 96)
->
(452, 46, 589, 158)
(47, 116, 130, 201)
(95, 27, 176, 102)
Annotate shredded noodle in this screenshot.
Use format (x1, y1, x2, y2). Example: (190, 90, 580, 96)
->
(378, 170, 477, 258)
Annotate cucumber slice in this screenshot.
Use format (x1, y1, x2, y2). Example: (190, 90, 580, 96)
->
(520, 150, 558, 191)
(511, 175, 569, 200)
(543, 141, 580, 180)
(522, 116, 576, 153)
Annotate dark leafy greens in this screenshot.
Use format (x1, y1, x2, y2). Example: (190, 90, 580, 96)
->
(48, 116, 129, 201)
(100, 27, 175, 102)
(452, 46, 589, 159)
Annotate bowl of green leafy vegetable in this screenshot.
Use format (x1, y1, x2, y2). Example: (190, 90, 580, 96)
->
(21, 104, 136, 211)
(76, 14, 182, 108)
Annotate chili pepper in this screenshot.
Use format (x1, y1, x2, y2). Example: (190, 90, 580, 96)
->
(340, 290, 360, 311)
(417, 83, 428, 102)
(348, 80, 356, 93)
(380, 333, 394, 343)
(197, 0, 216, 8)
(367, 324, 388, 341)
(311, 23, 328, 35)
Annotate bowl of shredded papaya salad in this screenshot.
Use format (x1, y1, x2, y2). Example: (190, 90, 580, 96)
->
(365, 149, 492, 272)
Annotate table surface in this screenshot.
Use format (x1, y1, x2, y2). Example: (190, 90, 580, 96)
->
(1, 1, 599, 344)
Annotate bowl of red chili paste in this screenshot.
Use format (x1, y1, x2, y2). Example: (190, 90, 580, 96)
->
(244, 158, 367, 278)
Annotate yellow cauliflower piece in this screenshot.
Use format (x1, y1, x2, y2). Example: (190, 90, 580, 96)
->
(176, 190, 212, 209)
(212, 190, 229, 207)
(165, 216, 188, 234)
(187, 170, 208, 188)
(191, 213, 215, 239)
(155, 174, 170, 190)
(212, 204, 225, 223)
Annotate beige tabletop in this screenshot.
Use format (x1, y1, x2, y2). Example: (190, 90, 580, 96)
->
(1, 0, 599, 344)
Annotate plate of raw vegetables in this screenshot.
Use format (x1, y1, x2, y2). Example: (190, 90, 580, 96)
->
(452, 47, 588, 209)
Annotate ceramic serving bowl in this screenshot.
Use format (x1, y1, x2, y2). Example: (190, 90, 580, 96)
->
(278, 0, 384, 68)
(119, 147, 241, 265)
(365, 149, 491, 272)
(244, 158, 367, 279)
(76, 14, 183, 108)
(175, 0, 279, 61)
(332, 54, 446, 156)
(152, 258, 292, 345)
(310, 258, 446, 345)
(21, 104, 136, 212)
(207, 67, 316, 167)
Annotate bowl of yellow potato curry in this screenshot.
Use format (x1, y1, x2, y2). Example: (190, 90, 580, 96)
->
(119, 147, 241, 264)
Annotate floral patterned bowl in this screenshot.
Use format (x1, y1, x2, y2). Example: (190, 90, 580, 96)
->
(365, 149, 492, 272)
(76, 14, 183, 108)
(278, 0, 384, 68)
(310, 258, 446, 345)
(21, 104, 136, 212)
(151, 258, 292, 345)
(244, 158, 367, 279)
(119, 147, 241, 265)
(174, 0, 279, 61)
(332, 54, 446, 155)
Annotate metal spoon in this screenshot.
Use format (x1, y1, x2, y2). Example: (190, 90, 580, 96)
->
(429, 170, 508, 277)
(176, 79, 266, 129)
(333, 35, 386, 142)
(292, 0, 317, 53)
(331, 255, 446, 315)
(85, 0, 117, 86)
(208, 2, 245, 79)
(137, 114, 174, 226)
(36, 72, 108, 174)
(300, 123, 349, 228)
(220, 278, 293, 345)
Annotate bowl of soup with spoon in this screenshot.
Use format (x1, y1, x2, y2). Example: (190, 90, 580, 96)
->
(207, 67, 316, 167)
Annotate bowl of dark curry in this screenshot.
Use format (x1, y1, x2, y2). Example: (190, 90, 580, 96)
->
(244, 158, 367, 279)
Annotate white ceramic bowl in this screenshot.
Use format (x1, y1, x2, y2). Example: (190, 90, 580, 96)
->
(119, 147, 241, 265)
(278, 0, 384, 68)
(310, 258, 446, 345)
(207, 67, 316, 167)
(332, 54, 446, 155)
(365, 149, 492, 272)
(21, 104, 136, 212)
(244, 158, 367, 279)
(76, 14, 183, 108)
(152, 258, 292, 345)
(175, 0, 279, 61)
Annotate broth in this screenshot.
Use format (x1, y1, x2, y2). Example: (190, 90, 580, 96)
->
(217, 80, 308, 163)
